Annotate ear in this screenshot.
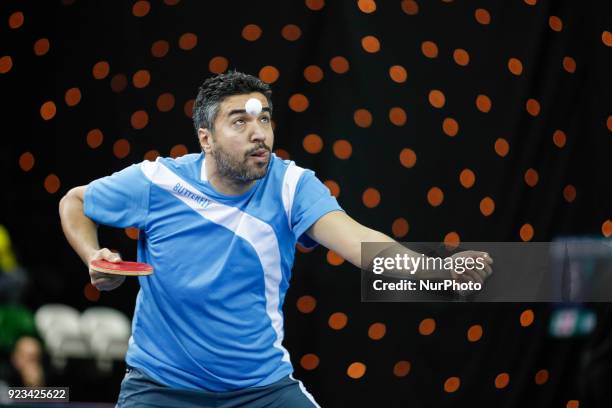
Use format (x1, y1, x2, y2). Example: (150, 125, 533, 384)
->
(198, 128, 213, 154)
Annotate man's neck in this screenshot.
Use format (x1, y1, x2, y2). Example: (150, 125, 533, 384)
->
(205, 158, 255, 196)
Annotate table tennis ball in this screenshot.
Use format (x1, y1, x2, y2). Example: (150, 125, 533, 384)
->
(245, 98, 262, 116)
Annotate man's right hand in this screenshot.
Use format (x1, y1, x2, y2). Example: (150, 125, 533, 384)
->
(88, 248, 126, 291)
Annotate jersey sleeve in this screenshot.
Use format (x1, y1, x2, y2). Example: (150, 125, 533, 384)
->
(83, 163, 150, 229)
(291, 170, 343, 248)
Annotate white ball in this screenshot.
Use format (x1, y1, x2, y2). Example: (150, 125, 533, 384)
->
(245, 98, 263, 116)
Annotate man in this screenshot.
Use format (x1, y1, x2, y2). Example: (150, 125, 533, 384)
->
(59, 71, 491, 407)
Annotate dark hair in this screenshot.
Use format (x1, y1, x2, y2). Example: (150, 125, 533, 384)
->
(192, 71, 273, 134)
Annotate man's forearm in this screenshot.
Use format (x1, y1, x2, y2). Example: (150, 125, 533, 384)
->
(59, 187, 99, 266)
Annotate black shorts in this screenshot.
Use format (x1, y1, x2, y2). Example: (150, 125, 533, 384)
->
(116, 366, 320, 408)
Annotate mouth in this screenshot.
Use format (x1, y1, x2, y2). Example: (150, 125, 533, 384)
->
(248, 148, 269, 159)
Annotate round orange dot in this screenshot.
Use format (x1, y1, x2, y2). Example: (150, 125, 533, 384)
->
(132, 1, 150, 17)
(242, 24, 262, 41)
(33, 38, 50, 56)
(300, 354, 320, 370)
(392, 218, 409, 238)
(110, 74, 128, 93)
(602, 220, 612, 238)
(113, 139, 131, 159)
(151, 40, 169, 58)
(329, 312, 348, 330)
(421, 41, 438, 58)
(358, 0, 376, 13)
(305, 0, 325, 11)
(327, 250, 345, 266)
(330, 56, 350, 74)
(170, 144, 188, 158)
(178, 33, 197, 50)
(65, 87, 81, 106)
(552, 130, 566, 147)
(495, 138, 510, 157)
(184, 99, 195, 118)
(393, 361, 411, 377)
(453, 49, 470, 66)
(535, 369, 549, 385)
(354, 109, 372, 128)
(347, 362, 366, 379)
(304, 65, 323, 83)
(524, 168, 539, 187)
(125, 227, 139, 240)
(281, 24, 302, 41)
(131, 110, 149, 129)
(274, 148, 290, 160)
(86, 129, 104, 149)
(389, 65, 407, 83)
(563, 184, 576, 203)
(603, 31, 612, 47)
(442, 118, 459, 137)
(40, 101, 57, 120)
(495, 373, 510, 389)
(157, 93, 175, 112)
(526, 98, 541, 116)
(562, 56, 576, 73)
(475, 8, 491, 25)
(467, 324, 483, 342)
(8, 12, 24, 29)
(389, 107, 407, 126)
(133, 70, 151, 88)
(92, 61, 110, 79)
(459, 169, 475, 188)
(84, 283, 100, 302)
(444, 232, 460, 248)
(361, 36, 380, 53)
(19, 152, 35, 172)
(444, 377, 460, 393)
(419, 318, 436, 335)
(480, 197, 495, 216)
(209, 56, 228, 74)
(520, 224, 534, 241)
(401, 0, 419, 15)
(0, 56, 13, 74)
(428, 90, 446, 108)
(324, 180, 340, 197)
(297, 295, 317, 313)
(549, 16, 563, 32)
(362, 188, 381, 208)
(399, 148, 417, 168)
(520, 309, 534, 327)
(476, 94, 492, 112)
(524, 0, 537, 5)
(368, 322, 386, 340)
(303, 134, 323, 154)
(508, 58, 523, 75)
(333, 140, 352, 159)
(44, 174, 60, 194)
(144, 149, 160, 161)
(259, 65, 280, 84)
(566, 400, 580, 408)
(607, 116, 612, 132)
(427, 187, 444, 207)
(289, 94, 309, 112)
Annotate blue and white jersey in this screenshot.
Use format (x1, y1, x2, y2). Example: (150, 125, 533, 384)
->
(83, 152, 342, 391)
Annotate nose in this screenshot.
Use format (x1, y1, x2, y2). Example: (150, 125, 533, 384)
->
(249, 121, 266, 143)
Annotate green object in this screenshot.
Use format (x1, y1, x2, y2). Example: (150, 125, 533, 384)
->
(0, 305, 37, 353)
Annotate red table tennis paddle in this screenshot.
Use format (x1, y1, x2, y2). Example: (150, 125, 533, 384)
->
(89, 259, 154, 276)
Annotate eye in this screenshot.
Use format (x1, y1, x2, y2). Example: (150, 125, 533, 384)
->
(233, 119, 245, 126)
(260, 115, 270, 123)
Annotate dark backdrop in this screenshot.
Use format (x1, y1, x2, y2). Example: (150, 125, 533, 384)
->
(1, 0, 611, 406)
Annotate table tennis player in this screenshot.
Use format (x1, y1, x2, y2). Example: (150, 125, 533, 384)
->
(59, 71, 491, 407)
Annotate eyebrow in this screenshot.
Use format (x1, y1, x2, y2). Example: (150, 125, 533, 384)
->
(226, 107, 272, 117)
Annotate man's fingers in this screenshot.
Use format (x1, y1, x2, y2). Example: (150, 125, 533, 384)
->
(90, 248, 122, 263)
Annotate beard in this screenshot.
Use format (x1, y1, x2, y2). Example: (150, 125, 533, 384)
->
(210, 142, 271, 183)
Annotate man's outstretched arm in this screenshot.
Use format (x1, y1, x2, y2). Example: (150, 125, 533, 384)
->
(306, 211, 492, 283)
(59, 186, 125, 291)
